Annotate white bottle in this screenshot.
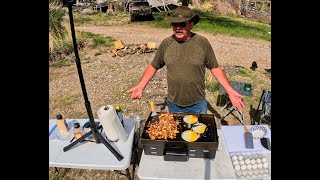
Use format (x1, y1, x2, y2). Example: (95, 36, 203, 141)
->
(97, 105, 127, 144)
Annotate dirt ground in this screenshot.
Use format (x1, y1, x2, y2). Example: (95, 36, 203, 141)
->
(49, 23, 271, 179)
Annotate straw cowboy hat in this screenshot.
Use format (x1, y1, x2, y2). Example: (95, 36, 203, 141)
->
(167, 6, 200, 25)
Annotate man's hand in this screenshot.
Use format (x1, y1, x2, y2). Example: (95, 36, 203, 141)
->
(127, 86, 143, 99)
(210, 66, 245, 111)
(228, 90, 244, 111)
(127, 64, 157, 100)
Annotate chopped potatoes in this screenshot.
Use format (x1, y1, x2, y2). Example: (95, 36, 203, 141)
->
(146, 113, 179, 140)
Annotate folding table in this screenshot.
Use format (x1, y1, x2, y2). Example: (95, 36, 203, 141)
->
(49, 118, 135, 180)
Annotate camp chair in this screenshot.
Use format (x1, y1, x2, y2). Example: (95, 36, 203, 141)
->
(254, 90, 271, 125)
(217, 81, 253, 125)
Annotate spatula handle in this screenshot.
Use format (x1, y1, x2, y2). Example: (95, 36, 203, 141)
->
(150, 100, 155, 112)
(244, 125, 248, 132)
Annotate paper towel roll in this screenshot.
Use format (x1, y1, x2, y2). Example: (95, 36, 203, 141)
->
(97, 105, 127, 144)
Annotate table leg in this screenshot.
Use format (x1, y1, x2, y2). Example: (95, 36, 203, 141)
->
(54, 167, 59, 173)
(53, 167, 71, 178)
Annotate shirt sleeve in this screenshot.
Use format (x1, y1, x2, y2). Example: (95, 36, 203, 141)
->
(151, 40, 166, 69)
(203, 38, 219, 69)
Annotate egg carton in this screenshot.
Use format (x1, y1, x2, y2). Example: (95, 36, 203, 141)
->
(229, 151, 271, 179)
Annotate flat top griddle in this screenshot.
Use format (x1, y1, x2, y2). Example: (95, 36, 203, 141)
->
(141, 112, 218, 143)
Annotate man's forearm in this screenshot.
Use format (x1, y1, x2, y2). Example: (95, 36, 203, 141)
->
(137, 64, 157, 89)
(210, 66, 234, 93)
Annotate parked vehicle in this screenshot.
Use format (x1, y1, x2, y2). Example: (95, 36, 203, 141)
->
(129, 1, 153, 21)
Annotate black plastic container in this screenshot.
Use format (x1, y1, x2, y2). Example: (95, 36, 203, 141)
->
(140, 112, 219, 161)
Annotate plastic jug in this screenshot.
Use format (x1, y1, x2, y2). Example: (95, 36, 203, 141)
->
(97, 105, 127, 144)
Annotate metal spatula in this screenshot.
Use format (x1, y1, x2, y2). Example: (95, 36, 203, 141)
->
(150, 100, 158, 117)
(244, 125, 254, 149)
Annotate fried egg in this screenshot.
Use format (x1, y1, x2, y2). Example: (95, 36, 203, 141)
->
(183, 115, 198, 124)
(191, 123, 207, 134)
(181, 130, 199, 142)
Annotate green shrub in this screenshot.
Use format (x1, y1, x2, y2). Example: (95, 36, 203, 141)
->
(80, 32, 115, 47)
(49, 1, 67, 39)
(49, 38, 85, 65)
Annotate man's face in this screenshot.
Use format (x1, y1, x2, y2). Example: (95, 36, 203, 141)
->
(171, 21, 193, 41)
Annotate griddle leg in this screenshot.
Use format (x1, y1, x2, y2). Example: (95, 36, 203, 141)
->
(54, 167, 59, 173)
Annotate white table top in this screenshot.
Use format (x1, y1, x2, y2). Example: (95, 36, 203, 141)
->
(221, 125, 271, 153)
(221, 125, 271, 179)
(137, 129, 237, 180)
(49, 118, 134, 170)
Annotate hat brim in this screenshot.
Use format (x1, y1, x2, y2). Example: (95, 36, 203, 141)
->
(168, 15, 199, 25)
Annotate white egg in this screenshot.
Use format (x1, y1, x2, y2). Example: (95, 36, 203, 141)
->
(252, 163, 258, 169)
(234, 164, 240, 171)
(231, 155, 237, 161)
(250, 159, 256, 164)
(256, 158, 262, 163)
(263, 162, 269, 168)
(246, 164, 252, 170)
(238, 155, 243, 161)
(241, 164, 247, 170)
(257, 163, 263, 169)
(233, 160, 239, 166)
(261, 157, 267, 162)
(245, 159, 251, 165)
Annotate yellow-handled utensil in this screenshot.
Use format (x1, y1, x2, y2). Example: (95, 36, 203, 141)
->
(149, 100, 158, 117)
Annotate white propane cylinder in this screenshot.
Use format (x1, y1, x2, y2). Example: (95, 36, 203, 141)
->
(97, 105, 127, 144)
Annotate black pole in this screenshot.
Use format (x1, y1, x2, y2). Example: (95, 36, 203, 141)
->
(63, 0, 123, 161)
(67, 0, 99, 143)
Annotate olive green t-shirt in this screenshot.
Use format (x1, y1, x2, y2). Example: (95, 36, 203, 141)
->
(151, 33, 218, 107)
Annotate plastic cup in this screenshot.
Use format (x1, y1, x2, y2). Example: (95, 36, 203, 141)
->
(244, 83, 252, 92)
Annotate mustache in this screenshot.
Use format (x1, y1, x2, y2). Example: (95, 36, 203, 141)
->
(175, 30, 183, 33)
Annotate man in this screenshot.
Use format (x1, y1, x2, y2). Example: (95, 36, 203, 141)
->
(128, 6, 244, 114)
